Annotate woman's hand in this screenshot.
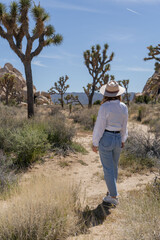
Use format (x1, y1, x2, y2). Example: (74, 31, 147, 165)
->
(121, 142, 124, 148)
(92, 145, 98, 153)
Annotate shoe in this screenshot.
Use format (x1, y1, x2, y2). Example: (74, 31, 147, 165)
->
(103, 195, 119, 206)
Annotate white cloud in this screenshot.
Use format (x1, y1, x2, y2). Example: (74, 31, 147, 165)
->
(107, 33, 134, 41)
(32, 60, 47, 67)
(42, 1, 107, 13)
(112, 66, 153, 72)
(39, 55, 63, 60)
(39, 51, 79, 60)
(127, 67, 153, 72)
(127, 8, 141, 15)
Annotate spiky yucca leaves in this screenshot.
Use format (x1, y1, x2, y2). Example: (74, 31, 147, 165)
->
(144, 44, 160, 75)
(0, 0, 63, 118)
(144, 44, 160, 62)
(83, 44, 114, 108)
(49, 76, 69, 108)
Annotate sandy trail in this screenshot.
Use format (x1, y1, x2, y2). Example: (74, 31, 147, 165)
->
(0, 120, 156, 240)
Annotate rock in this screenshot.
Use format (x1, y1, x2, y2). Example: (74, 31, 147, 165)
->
(36, 95, 50, 105)
(4, 63, 14, 72)
(18, 102, 27, 107)
(0, 63, 54, 106)
(0, 63, 36, 102)
(41, 91, 51, 99)
(143, 69, 160, 97)
(35, 91, 41, 97)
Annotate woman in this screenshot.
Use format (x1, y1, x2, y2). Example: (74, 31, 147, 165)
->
(92, 80, 128, 206)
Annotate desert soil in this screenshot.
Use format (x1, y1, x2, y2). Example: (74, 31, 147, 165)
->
(19, 121, 155, 240)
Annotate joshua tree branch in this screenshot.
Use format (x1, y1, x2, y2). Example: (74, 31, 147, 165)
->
(0, 26, 7, 38)
(7, 35, 24, 61)
(30, 34, 44, 59)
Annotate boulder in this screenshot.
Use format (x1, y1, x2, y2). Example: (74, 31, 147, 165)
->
(41, 91, 51, 99)
(0, 63, 54, 106)
(143, 69, 160, 97)
(0, 63, 37, 102)
(36, 95, 50, 105)
(35, 91, 41, 97)
(18, 102, 27, 107)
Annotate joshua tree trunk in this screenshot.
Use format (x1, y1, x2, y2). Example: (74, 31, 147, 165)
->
(61, 93, 64, 108)
(5, 91, 9, 105)
(88, 83, 95, 108)
(24, 61, 34, 118)
(88, 95, 93, 108)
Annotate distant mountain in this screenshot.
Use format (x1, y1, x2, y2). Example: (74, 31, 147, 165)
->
(51, 92, 135, 105)
(51, 92, 103, 105)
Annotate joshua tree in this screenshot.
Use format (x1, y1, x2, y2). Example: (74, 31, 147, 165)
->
(64, 94, 84, 108)
(0, 73, 17, 105)
(117, 79, 130, 106)
(49, 75, 69, 108)
(0, 0, 62, 117)
(83, 44, 114, 108)
(144, 44, 160, 64)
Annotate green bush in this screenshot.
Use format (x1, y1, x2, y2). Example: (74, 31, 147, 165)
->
(70, 107, 99, 130)
(135, 95, 151, 104)
(0, 151, 17, 195)
(93, 100, 101, 105)
(6, 124, 50, 167)
(45, 117, 75, 154)
(0, 104, 78, 167)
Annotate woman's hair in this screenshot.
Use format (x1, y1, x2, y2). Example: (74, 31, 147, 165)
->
(101, 95, 121, 104)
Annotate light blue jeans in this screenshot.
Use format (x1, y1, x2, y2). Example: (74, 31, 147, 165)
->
(99, 131, 122, 197)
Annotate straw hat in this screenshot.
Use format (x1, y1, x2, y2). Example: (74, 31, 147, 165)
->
(100, 80, 125, 97)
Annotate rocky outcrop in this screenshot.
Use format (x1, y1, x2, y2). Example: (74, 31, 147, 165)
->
(0, 63, 53, 105)
(35, 95, 53, 105)
(142, 69, 160, 97)
(0, 63, 36, 102)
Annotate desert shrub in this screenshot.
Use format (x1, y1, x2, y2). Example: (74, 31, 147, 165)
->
(120, 129, 160, 171)
(49, 105, 61, 116)
(70, 107, 99, 130)
(0, 176, 83, 240)
(0, 122, 50, 167)
(119, 182, 160, 240)
(93, 100, 101, 105)
(135, 95, 151, 104)
(71, 142, 88, 154)
(45, 116, 75, 154)
(10, 124, 50, 167)
(0, 151, 17, 195)
(137, 105, 147, 122)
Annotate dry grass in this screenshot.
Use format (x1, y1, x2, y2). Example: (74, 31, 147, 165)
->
(0, 175, 82, 240)
(129, 102, 160, 127)
(119, 183, 160, 240)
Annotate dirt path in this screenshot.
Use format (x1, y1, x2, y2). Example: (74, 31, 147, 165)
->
(19, 126, 155, 240)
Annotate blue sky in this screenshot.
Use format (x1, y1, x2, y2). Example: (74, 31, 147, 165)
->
(0, 0, 160, 93)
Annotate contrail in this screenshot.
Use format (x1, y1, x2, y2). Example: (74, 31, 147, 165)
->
(127, 8, 141, 15)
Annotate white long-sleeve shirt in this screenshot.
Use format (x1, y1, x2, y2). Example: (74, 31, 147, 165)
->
(93, 100, 128, 147)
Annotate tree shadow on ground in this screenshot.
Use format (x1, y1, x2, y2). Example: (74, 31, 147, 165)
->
(81, 202, 114, 228)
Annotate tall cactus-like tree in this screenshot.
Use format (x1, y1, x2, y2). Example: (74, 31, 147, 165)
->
(117, 79, 130, 106)
(49, 75, 69, 108)
(0, 73, 17, 105)
(83, 44, 114, 108)
(144, 44, 160, 63)
(0, 0, 62, 118)
(64, 94, 84, 108)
